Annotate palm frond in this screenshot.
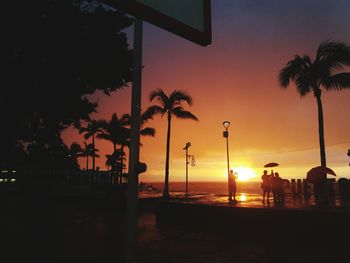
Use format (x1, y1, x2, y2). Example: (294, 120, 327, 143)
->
(295, 70, 312, 96)
(173, 109, 199, 121)
(141, 127, 156, 137)
(279, 55, 311, 88)
(96, 133, 113, 142)
(323, 73, 350, 91)
(120, 114, 131, 125)
(79, 126, 89, 134)
(170, 90, 193, 105)
(142, 105, 165, 120)
(316, 41, 350, 67)
(141, 111, 153, 124)
(149, 89, 169, 107)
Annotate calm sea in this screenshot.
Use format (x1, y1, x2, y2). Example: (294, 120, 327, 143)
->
(140, 181, 343, 208)
(142, 181, 262, 196)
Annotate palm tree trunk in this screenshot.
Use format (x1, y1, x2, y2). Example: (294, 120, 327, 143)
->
(120, 145, 125, 184)
(315, 90, 328, 203)
(85, 155, 89, 185)
(112, 142, 117, 184)
(92, 133, 96, 172)
(163, 114, 171, 199)
(315, 92, 327, 169)
(86, 155, 89, 171)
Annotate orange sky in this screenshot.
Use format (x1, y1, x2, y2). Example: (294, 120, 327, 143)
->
(62, 1, 350, 182)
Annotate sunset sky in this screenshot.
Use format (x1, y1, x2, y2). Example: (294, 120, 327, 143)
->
(63, 0, 350, 182)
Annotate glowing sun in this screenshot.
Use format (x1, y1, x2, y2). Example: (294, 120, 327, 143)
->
(234, 167, 257, 181)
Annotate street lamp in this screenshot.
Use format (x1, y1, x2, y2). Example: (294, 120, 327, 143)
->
(223, 121, 231, 199)
(183, 142, 191, 197)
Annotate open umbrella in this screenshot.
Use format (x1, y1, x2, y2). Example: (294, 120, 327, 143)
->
(306, 166, 336, 184)
(264, 162, 279, 168)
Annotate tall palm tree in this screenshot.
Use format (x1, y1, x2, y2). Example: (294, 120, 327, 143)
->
(143, 89, 198, 199)
(279, 41, 350, 171)
(79, 119, 104, 172)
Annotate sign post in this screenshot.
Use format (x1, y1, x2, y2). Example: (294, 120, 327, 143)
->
(125, 18, 143, 263)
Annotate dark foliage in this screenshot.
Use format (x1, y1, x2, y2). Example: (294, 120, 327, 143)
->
(1, 0, 133, 171)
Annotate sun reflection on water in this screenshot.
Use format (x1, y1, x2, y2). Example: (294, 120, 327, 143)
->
(239, 193, 247, 202)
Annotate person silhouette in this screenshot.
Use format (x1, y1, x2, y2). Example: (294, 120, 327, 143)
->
(261, 170, 271, 204)
(270, 171, 277, 204)
(228, 169, 237, 202)
(274, 172, 284, 205)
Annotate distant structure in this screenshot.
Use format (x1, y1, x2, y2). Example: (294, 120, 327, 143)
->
(347, 149, 350, 166)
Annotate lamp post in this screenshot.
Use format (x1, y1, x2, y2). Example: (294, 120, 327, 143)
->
(223, 121, 230, 199)
(183, 142, 191, 197)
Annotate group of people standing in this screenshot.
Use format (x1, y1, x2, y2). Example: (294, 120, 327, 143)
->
(261, 169, 285, 205)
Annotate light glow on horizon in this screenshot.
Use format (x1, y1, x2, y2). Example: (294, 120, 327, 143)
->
(222, 166, 258, 182)
(235, 167, 258, 181)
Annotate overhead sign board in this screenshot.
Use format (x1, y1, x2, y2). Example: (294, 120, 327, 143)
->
(104, 0, 211, 46)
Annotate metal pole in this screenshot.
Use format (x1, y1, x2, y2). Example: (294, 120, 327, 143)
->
(125, 18, 142, 263)
(186, 147, 188, 197)
(226, 127, 230, 196)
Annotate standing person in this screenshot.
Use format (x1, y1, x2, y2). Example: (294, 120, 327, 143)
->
(274, 172, 284, 205)
(228, 169, 237, 202)
(270, 170, 277, 204)
(261, 170, 271, 204)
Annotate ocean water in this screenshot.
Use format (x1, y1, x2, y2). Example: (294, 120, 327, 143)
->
(148, 181, 262, 195)
(139, 181, 267, 207)
(139, 181, 345, 208)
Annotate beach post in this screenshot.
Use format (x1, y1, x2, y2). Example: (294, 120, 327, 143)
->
(223, 121, 231, 200)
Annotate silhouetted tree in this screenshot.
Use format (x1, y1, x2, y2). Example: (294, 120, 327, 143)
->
(119, 113, 156, 173)
(98, 113, 155, 183)
(79, 141, 99, 171)
(79, 120, 104, 172)
(98, 113, 130, 154)
(67, 142, 84, 171)
(143, 89, 198, 199)
(98, 113, 129, 182)
(105, 150, 124, 183)
(2, 0, 133, 172)
(279, 41, 350, 170)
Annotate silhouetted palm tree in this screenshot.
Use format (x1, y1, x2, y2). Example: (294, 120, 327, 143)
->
(98, 113, 129, 149)
(143, 89, 198, 199)
(279, 41, 350, 170)
(105, 150, 125, 183)
(67, 142, 83, 169)
(98, 113, 155, 180)
(78, 142, 99, 171)
(98, 113, 130, 184)
(79, 120, 104, 172)
(120, 113, 156, 157)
